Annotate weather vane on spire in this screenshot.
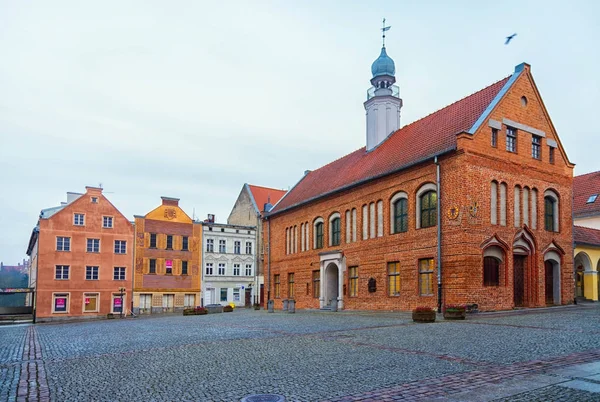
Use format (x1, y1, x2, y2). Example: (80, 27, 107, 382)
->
(381, 18, 391, 47)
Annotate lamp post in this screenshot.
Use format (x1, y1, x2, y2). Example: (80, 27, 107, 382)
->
(118, 287, 126, 318)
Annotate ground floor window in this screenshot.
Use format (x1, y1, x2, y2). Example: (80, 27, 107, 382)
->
(83, 293, 99, 313)
(483, 257, 500, 286)
(274, 274, 280, 298)
(220, 288, 228, 302)
(139, 294, 152, 312)
(112, 294, 124, 313)
(419, 258, 435, 296)
(387, 262, 400, 296)
(312, 270, 320, 298)
(53, 293, 69, 313)
(349, 266, 358, 297)
(288, 273, 295, 299)
(184, 294, 195, 308)
(233, 288, 240, 302)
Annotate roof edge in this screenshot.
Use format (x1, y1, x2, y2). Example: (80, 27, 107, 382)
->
(269, 148, 455, 216)
(468, 63, 526, 134)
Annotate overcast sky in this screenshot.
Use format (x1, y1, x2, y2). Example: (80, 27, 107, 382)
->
(1, 1, 599, 265)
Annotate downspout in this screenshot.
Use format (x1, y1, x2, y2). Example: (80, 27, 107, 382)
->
(435, 156, 443, 313)
(267, 216, 271, 302)
(255, 212, 260, 305)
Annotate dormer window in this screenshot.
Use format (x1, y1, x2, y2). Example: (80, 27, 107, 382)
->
(587, 194, 598, 204)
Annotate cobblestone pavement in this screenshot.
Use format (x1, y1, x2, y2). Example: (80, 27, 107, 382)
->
(0, 304, 599, 401)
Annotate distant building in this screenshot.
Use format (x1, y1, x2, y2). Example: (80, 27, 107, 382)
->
(26, 187, 134, 322)
(227, 184, 286, 305)
(573, 171, 600, 301)
(132, 197, 202, 315)
(201, 215, 256, 307)
(0, 259, 30, 275)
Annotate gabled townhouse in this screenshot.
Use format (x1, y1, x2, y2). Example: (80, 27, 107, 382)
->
(227, 184, 286, 305)
(26, 187, 134, 322)
(132, 197, 202, 314)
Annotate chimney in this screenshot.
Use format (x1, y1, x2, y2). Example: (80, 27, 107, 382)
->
(161, 196, 180, 207)
(207, 214, 215, 223)
(66, 192, 83, 204)
(263, 203, 273, 213)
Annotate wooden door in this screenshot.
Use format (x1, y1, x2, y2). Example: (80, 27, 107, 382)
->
(513, 255, 525, 307)
(245, 289, 252, 306)
(545, 261, 554, 305)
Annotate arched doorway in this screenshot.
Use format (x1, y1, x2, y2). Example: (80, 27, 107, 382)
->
(324, 262, 339, 309)
(544, 261, 554, 305)
(574, 252, 592, 298)
(513, 228, 536, 308)
(513, 254, 527, 307)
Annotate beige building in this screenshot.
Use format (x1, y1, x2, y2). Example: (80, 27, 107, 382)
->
(227, 184, 286, 305)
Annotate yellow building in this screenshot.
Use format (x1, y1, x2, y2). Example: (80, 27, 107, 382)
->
(573, 171, 600, 301)
(132, 197, 202, 314)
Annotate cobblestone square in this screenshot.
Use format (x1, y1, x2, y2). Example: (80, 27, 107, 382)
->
(1, 305, 600, 401)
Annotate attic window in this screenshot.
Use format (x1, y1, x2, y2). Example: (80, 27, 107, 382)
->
(91, 197, 98, 203)
(587, 194, 598, 204)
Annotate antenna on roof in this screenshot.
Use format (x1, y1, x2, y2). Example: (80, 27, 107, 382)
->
(381, 18, 391, 47)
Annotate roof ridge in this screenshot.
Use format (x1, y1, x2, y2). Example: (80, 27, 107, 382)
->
(574, 170, 600, 179)
(248, 184, 286, 192)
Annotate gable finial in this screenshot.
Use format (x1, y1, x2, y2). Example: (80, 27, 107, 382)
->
(381, 18, 391, 47)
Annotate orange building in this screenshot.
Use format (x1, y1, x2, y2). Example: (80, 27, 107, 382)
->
(26, 187, 134, 322)
(132, 197, 202, 314)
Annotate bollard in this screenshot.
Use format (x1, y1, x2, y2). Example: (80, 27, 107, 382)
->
(288, 299, 295, 313)
(282, 299, 288, 311)
(267, 300, 274, 313)
(330, 299, 338, 312)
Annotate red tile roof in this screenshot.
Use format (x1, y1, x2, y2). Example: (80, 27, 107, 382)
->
(574, 171, 600, 218)
(272, 76, 511, 213)
(248, 184, 287, 213)
(574, 225, 600, 248)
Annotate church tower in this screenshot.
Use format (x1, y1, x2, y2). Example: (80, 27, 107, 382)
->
(364, 20, 402, 151)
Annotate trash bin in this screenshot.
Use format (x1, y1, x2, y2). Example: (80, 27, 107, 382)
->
(288, 299, 295, 313)
(330, 299, 338, 312)
(267, 300, 274, 313)
(282, 299, 288, 311)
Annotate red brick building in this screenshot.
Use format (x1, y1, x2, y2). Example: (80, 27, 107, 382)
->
(265, 45, 574, 312)
(26, 187, 134, 322)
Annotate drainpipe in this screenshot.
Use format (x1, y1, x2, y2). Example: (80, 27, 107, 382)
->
(255, 212, 260, 305)
(267, 216, 271, 302)
(435, 156, 443, 313)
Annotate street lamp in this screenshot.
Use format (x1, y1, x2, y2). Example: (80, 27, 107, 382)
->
(118, 287, 126, 318)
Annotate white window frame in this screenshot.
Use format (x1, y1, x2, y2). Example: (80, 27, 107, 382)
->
(234, 241, 241, 254)
(233, 264, 240, 276)
(184, 294, 195, 308)
(415, 183, 437, 229)
(103, 216, 114, 229)
(114, 240, 127, 254)
(233, 288, 241, 302)
(113, 267, 126, 281)
(245, 264, 252, 276)
(205, 263, 214, 275)
(56, 236, 71, 251)
(313, 217, 324, 249)
(111, 293, 126, 314)
(52, 292, 70, 314)
(218, 263, 226, 275)
(328, 212, 341, 247)
(87, 238, 100, 253)
(85, 266, 99, 280)
(206, 238, 214, 252)
(73, 213, 85, 226)
(83, 293, 99, 313)
(245, 241, 252, 255)
(55, 265, 69, 280)
(544, 189, 560, 232)
(219, 239, 226, 253)
(390, 192, 408, 234)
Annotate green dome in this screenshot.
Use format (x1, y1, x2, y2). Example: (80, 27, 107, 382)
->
(371, 47, 395, 77)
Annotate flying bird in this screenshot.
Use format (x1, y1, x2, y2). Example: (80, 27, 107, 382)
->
(505, 33, 517, 45)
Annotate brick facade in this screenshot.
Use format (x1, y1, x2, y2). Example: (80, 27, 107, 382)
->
(265, 64, 574, 312)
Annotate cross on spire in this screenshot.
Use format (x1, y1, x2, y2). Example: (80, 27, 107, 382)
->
(381, 18, 391, 47)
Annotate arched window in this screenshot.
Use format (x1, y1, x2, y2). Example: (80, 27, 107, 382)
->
(483, 245, 503, 286)
(377, 200, 383, 237)
(392, 198, 408, 233)
(420, 191, 437, 228)
(351, 208, 357, 242)
(285, 228, 289, 255)
(313, 218, 324, 249)
(345, 210, 351, 243)
(329, 213, 341, 246)
(544, 190, 559, 232)
(499, 182, 507, 226)
(514, 185, 521, 227)
(491, 181, 498, 225)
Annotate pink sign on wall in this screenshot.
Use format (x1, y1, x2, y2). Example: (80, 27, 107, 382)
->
(166, 260, 173, 269)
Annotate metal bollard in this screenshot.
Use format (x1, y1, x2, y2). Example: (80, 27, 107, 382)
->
(330, 299, 338, 312)
(288, 299, 295, 313)
(267, 299, 274, 313)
